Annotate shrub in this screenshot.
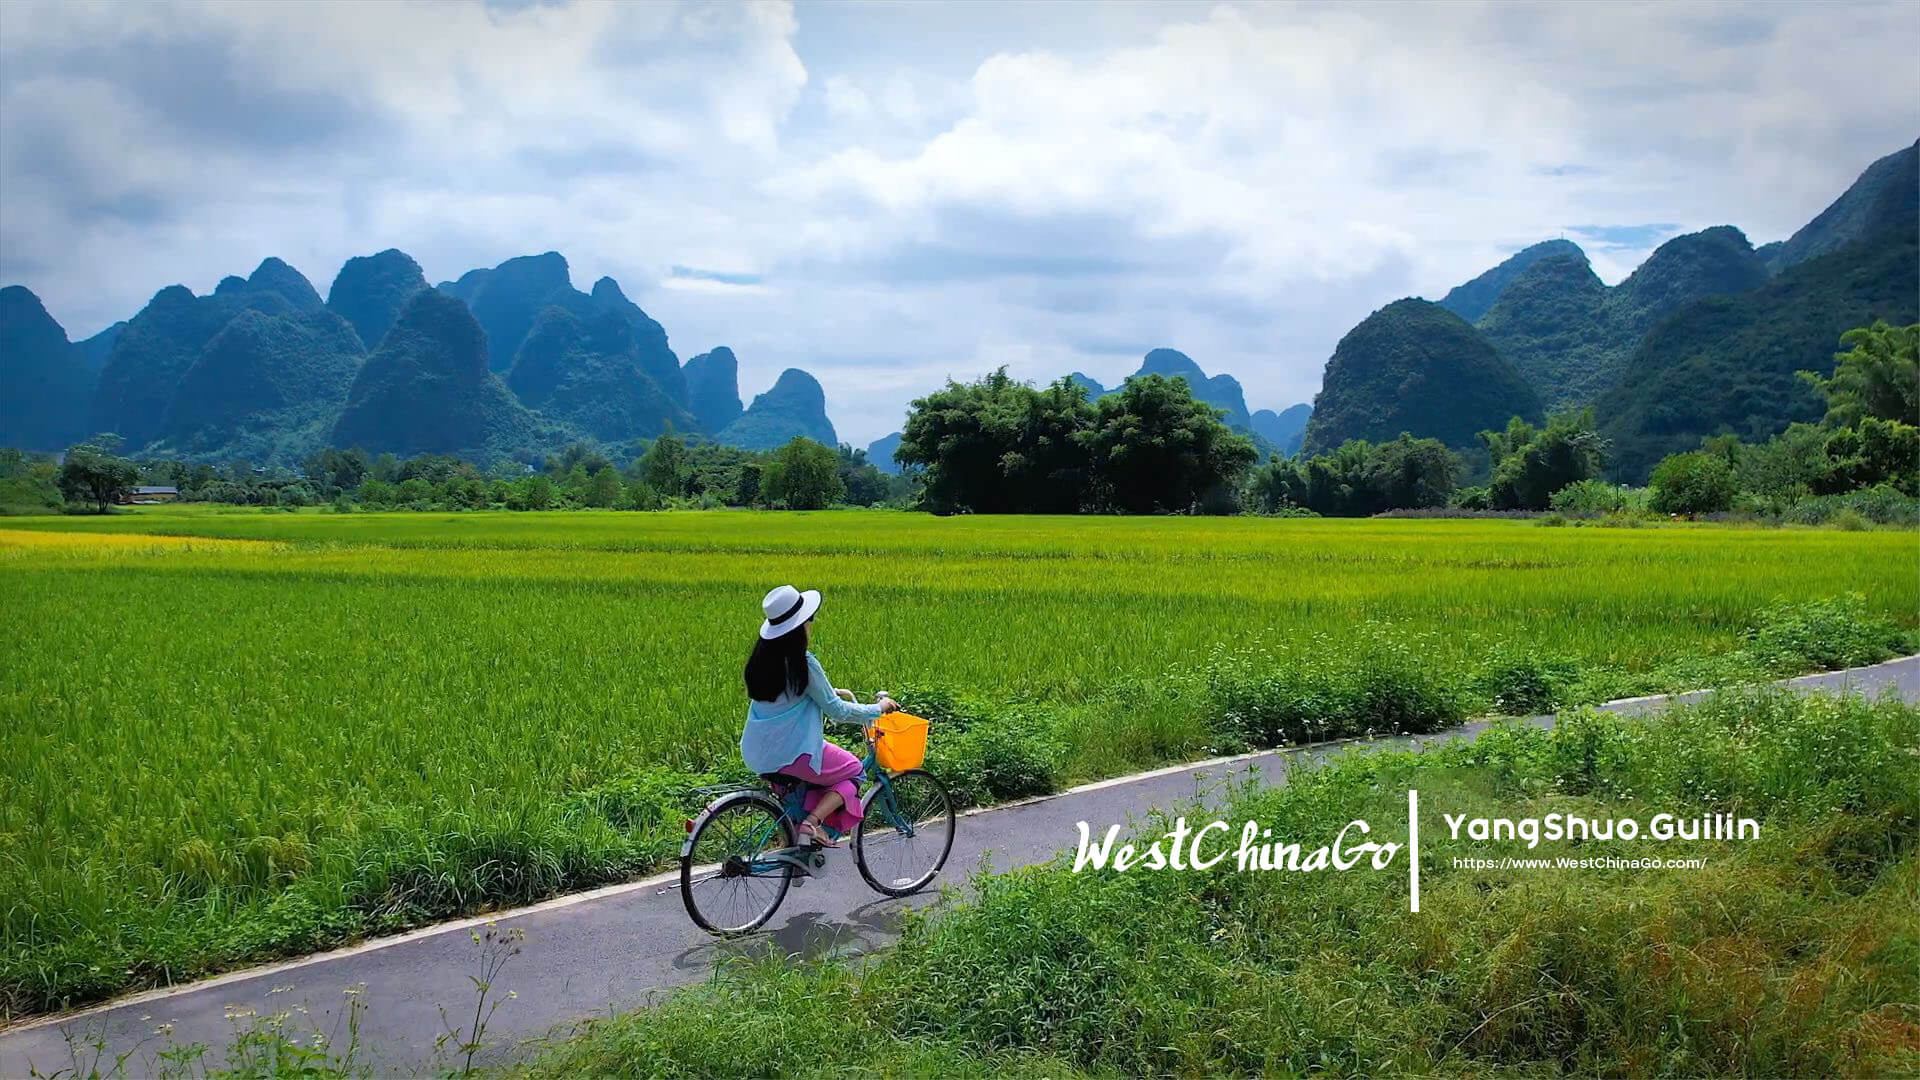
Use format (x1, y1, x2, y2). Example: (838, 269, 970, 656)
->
(1450, 485, 1491, 510)
(1476, 647, 1580, 714)
(1206, 627, 1469, 750)
(1782, 483, 1920, 526)
(1741, 593, 1908, 674)
(1548, 478, 1642, 516)
(1649, 450, 1737, 515)
(924, 706, 1069, 808)
(1828, 507, 1869, 531)
(891, 683, 983, 734)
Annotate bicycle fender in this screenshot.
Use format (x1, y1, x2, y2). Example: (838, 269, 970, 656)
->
(681, 790, 782, 861)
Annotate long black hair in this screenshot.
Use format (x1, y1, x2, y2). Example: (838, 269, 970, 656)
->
(744, 621, 810, 702)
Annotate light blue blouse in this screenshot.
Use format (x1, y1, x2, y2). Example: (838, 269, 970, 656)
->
(740, 652, 885, 774)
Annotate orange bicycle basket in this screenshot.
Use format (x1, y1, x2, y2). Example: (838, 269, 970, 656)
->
(872, 712, 930, 772)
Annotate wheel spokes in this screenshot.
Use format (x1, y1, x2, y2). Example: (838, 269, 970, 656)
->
(687, 802, 790, 932)
(863, 777, 953, 888)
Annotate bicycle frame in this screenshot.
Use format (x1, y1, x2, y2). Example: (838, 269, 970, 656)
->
(732, 726, 918, 877)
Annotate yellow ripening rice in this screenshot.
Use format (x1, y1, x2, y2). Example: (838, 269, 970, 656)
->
(0, 527, 286, 559)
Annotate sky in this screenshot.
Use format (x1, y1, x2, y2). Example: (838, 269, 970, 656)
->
(2, 0, 1916, 446)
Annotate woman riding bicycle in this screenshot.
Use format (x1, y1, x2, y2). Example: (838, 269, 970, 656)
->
(741, 585, 899, 848)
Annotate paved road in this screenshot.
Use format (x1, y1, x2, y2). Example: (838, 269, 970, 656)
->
(4, 656, 1915, 1076)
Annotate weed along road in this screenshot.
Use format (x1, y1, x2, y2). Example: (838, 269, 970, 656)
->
(4, 657, 1915, 1076)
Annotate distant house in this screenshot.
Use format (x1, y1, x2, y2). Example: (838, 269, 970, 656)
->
(122, 485, 179, 504)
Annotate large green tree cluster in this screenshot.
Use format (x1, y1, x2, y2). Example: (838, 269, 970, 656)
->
(56, 435, 140, 513)
(896, 370, 1255, 515)
(1245, 432, 1457, 516)
(1480, 409, 1609, 510)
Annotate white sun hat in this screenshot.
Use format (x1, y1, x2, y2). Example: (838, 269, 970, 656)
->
(759, 584, 822, 640)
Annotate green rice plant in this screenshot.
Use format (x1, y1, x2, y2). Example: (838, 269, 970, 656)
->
(0, 511, 1914, 1015)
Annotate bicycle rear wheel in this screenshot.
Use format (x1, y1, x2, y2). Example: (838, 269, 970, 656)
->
(681, 793, 795, 934)
(854, 769, 956, 896)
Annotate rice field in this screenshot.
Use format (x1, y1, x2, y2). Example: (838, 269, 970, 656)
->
(1, 509, 1914, 1017)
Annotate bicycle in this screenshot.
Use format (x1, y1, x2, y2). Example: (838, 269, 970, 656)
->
(679, 696, 957, 935)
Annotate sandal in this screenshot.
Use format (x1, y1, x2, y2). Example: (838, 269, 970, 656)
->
(797, 818, 841, 848)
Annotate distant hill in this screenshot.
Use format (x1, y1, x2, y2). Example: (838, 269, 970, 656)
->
(1592, 140, 1919, 481)
(1135, 348, 1252, 431)
(152, 307, 364, 460)
(0, 286, 91, 451)
(1597, 227, 1918, 482)
(683, 347, 745, 433)
(439, 252, 583, 372)
(74, 323, 124, 377)
(506, 305, 696, 442)
(1475, 252, 1615, 410)
(719, 368, 838, 450)
(1250, 403, 1311, 457)
(332, 289, 544, 459)
(1067, 372, 1106, 397)
(4, 248, 849, 462)
(327, 249, 429, 351)
(1303, 298, 1542, 454)
(1468, 227, 1766, 411)
(1437, 239, 1585, 323)
(92, 261, 325, 447)
(237, 257, 325, 313)
(1609, 226, 1768, 340)
(590, 277, 687, 409)
(866, 431, 903, 475)
(1765, 140, 1918, 271)
(1065, 353, 1261, 433)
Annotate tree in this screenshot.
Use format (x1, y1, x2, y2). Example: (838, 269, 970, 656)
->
(0, 449, 64, 512)
(896, 370, 1094, 514)
(735, 460, 762, 507)
(58, 437, 140, 512)
(1257, 433, 1456, 516)
(1372, 432, 1459, 511)
(1480, 410, 1607, 510)
(1800, 321, 1918, 427)
(760, 437, 844, 510)
(621, 475, 663, 511)
(1649, 451, 1737, 515)
(1813, 416, 1919, 495)
(639, 433, 688, 498)
(303, 447, 369, 495)
(521, 473, 555, 511)
(1244, 456, 1309, 513)
(837, 445, 892, 507)
(1081, 374, 1255, 513)
(585, 465, 621, 508)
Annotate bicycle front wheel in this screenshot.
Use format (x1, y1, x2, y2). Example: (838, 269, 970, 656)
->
(854, 769, 956, 896)
(681, 793, 795, 934)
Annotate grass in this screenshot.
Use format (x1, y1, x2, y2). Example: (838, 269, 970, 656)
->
(1, 509, 1914, 1018)
(511, 689, 1920, 1078)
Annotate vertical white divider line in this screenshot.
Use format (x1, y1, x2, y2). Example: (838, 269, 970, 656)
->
(1408, 788, 1421, 913)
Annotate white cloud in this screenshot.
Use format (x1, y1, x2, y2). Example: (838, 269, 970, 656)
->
(1, 0, 1914, 445)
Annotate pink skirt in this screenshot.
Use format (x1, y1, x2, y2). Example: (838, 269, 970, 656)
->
(775, 741, 865, 835)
